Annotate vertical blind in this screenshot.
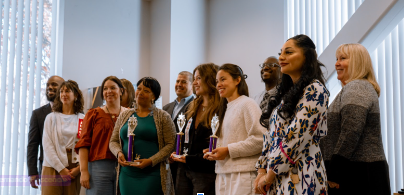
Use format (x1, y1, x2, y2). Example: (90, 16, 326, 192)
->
(0, 0, 56, 194)
(286, 0, 365, 55)
(370, 18, 404, 193)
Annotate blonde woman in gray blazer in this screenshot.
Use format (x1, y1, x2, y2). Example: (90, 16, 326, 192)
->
(109, 77, 176, 195)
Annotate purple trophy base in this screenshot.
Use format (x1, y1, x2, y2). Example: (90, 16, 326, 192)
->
(176, 133, 183, 155)
(128, 135, 134, 162)
(206, 136, 218, 154)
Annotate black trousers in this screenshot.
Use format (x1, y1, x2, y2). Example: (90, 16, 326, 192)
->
(175, 163, 216, 195)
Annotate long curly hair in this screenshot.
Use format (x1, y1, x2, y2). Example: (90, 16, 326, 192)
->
(260, 34, 326, 128)
(186, 63, 220, 128)
(52, 80, 84, 114)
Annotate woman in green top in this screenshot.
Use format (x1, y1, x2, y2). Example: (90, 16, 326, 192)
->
(109, 77, 176, 195)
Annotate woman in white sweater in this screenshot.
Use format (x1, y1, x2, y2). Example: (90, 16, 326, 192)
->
(204, 63, 267, 195)
(42, 80, 85, 195)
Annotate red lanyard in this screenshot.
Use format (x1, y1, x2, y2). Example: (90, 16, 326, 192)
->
(279, 140, 295, 165)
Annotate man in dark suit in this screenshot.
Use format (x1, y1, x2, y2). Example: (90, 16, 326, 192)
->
(27, 75, 64, 188)
(163, 71, 194, 186)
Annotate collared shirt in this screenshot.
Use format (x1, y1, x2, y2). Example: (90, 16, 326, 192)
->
(172, 94, 194, 120)
(253, 88, 277, 112)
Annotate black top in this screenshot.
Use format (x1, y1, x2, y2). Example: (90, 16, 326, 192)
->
(184, 115, 216, 173)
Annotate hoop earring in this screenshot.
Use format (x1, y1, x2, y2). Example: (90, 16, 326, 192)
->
(133, 99, 138, 111)
(149, 99, 155, 111)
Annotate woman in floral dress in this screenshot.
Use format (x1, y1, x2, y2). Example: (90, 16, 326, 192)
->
(254, 34, 329, 195)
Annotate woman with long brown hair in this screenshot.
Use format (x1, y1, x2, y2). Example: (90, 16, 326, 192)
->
(169, 63, 220, 195)
(204, 64, 267, 195)
(42, 80, 84, 195)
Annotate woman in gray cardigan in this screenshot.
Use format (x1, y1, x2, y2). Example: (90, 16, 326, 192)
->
(320, 43, 390, 195)
(109, 77, 176, 195)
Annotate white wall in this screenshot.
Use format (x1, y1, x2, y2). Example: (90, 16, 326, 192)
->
(207, 0, 285, 98)
(150, 0, 171, 106)
(62, 0, 150, 89)
(169, 0, 207, 102)
(61, 0, 285, 105)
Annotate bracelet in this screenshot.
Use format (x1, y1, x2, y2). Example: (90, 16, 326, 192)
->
(258, 172, 266, 175)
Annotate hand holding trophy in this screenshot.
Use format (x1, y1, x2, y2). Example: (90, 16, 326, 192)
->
(127, 116, 138, 165)
(206, 114, 219, 155)
(173, 113, 186, 158)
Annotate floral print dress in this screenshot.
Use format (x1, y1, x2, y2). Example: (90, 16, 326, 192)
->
(256, 80, 329, 195)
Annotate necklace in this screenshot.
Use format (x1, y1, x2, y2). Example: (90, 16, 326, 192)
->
(106, 105, 121, 124)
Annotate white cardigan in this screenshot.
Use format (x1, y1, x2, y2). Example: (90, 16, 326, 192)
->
(42, 112, 84, 172)
(215, 95, 267, 174)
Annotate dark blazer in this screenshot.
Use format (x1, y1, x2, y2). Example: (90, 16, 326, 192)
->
(163, 96, 194, 185)
(163, 96, 194, 133)
(27, 103, 52, 176)
(184, 115, 216, 173)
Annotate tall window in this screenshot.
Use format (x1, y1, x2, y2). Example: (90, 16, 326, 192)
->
(0, 0, 58, 194)
(369, 18, 404, 193)
(286, 0, 365, 55)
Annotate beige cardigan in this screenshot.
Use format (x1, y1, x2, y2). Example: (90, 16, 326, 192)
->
(109, 107, 176, 195)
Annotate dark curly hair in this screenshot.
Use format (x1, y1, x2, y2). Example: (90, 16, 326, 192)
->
(52, 80, 84, 114)
(217, 63, 249, 136)
(260, 34, 326, 128)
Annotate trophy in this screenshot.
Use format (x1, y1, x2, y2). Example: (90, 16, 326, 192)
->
(133, 154, 141, 165)
(173, 113, 186, 158)
(207, 114, 219, 154)
(127, 116, 138, 164)
(183, 147, 188, 156)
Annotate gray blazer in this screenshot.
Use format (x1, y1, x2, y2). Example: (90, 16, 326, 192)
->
(163, 96, 194, 133)
(109, 107, 176, 195)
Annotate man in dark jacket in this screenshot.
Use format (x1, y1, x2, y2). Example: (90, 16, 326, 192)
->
(27, 75, 64, 188)
(163, 71, 194, 186)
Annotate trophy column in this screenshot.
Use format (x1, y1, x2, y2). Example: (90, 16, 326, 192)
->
(174, 113, 186, 158)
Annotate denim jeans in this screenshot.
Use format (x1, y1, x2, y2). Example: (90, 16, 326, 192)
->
(87, 159, 117, 195)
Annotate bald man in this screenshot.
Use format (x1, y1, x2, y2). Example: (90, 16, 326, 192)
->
(27, 75, 65, 188)
(254, 56, 281, 114)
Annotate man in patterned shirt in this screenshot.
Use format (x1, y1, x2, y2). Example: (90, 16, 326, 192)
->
(254, 56, 281, 114)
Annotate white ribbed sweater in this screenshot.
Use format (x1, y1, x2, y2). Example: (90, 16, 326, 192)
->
(215, 95, 267, 174)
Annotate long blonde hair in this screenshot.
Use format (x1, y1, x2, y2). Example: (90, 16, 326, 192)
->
(186, 63, 220, 128)
(336, 43, 380, 97)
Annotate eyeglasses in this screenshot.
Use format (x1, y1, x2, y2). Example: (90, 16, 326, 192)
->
(259, 63, 280, 69)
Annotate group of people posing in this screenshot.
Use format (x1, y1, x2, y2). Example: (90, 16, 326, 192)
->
(27, 34, 391, 195)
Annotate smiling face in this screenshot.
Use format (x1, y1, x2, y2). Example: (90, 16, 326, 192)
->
(46, 76, 64, 102)
(335, 51, 350, 85)
(175, 74, 192, 99)
(135, 82, 155, 107)
(261, 57, 281, 83)
(59, 86, 75, 106)
(193, 70, 208, 96)
(103, 80, 122, 104)
(216, 70, 241, 101)
(279, 39, 305, 82)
